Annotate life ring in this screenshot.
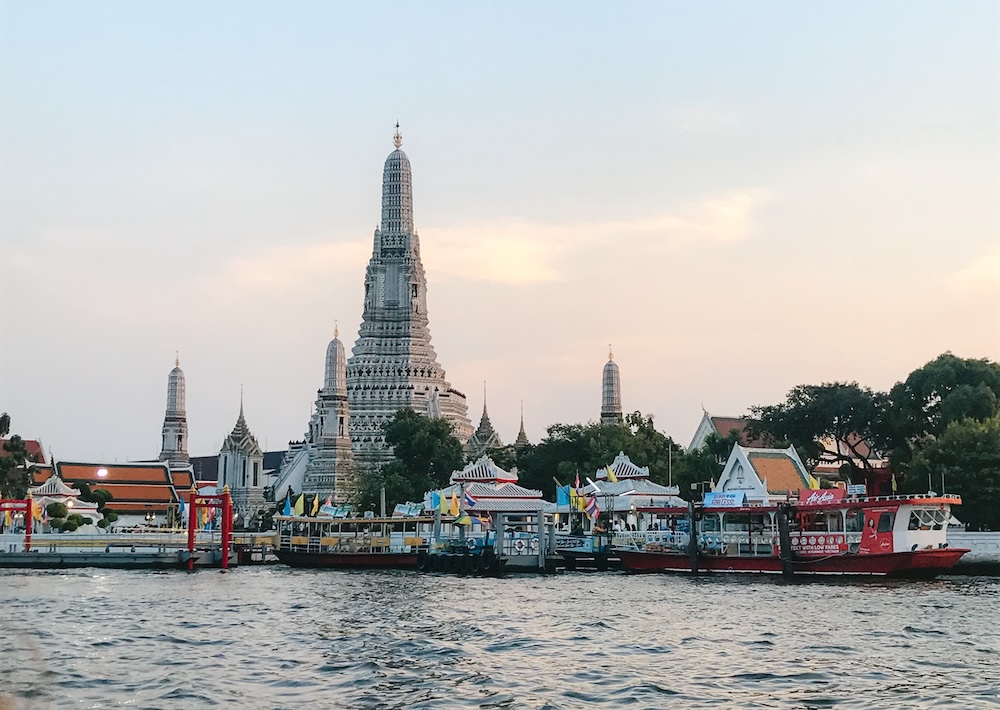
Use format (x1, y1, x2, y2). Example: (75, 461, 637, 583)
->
(529, 538, 539, 553)
(416, 550, 428, 572)
(514, 539, 526, 552)
(466, 537, 477, 550)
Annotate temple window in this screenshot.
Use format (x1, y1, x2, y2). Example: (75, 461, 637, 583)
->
(242, 459, 247, 487)
(253, 461, 259, 487)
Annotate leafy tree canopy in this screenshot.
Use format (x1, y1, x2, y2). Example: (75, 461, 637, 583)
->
(904, 414, 1000, 531)
(0, 416, 39, 499)
(353, 409, 465, 514)
(747, 382, 887, 472)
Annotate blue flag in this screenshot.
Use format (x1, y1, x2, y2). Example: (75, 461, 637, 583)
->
(283, 494, 292, 516)
(430, 492, 440, 510)
(556, 485, 570, 507)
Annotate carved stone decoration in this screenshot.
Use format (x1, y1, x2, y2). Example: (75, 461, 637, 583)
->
(346, 128, 473, 461)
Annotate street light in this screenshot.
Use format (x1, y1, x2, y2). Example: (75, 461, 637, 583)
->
(690, 481, 712, 501)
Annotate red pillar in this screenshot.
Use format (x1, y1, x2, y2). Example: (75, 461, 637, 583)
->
(24, 497, 33, 553)
(220, 486, 232, 570)
(186, 485, 197, 570)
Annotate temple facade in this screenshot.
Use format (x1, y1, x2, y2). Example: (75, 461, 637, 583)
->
(346, 126, 473, 460)
(218, 400, 267, 520)
(158, 357, 190, 466)
(600, 347, 623, 426)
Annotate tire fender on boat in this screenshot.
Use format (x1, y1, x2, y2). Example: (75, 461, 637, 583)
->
(416, 550, 429, 572)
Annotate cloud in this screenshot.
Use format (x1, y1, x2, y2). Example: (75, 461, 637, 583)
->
(421, 190, 771, 285)
(947, 246, 1000, 295)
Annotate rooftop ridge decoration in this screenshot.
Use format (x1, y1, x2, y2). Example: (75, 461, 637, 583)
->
(596, 451, 650, 480)
(449, 455, 519, 484)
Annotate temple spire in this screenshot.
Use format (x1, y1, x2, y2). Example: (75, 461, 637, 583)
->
(515, 400, 530, 447)
(393, 121, 402, 149)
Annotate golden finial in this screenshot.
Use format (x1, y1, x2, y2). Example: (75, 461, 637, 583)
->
(393, 121, 402, 149)
(175, 350, 180, 367)
(608, 344, 614, 361)
(334, 320, 339, 339)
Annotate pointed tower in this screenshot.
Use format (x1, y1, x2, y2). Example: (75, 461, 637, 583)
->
(601, 346, 623, 426)
(346, 125, 473, 460)
(219, 396, 265, 519)
(515, 401, 530, 447)
(158, 355, 189, 466)
(304, 325, 357, 502)
(467, 382, 503, 457)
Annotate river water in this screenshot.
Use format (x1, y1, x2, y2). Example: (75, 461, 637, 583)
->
(1, 568, 997, 709)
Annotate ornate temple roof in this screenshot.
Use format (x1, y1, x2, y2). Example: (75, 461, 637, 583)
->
(515, 402, 530, 447)
(222, 400, 262, 456)
(596, 451, 650, 481)
(450, 455, 519, 484)
(467, 385, 503, 453)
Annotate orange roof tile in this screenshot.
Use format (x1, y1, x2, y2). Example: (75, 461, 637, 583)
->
(57, 462, 172, 486)
(747, 453, 810, 493)
(1, 438, 46, 464)
(171, 470, 193, 489)
(711, 418, 770, 448)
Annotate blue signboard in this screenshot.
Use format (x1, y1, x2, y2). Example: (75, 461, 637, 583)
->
(703, 491, 746, 507)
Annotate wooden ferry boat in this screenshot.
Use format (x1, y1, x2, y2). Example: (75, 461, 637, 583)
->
(615, 491, 969, 578)
(273, 514, 433, 569)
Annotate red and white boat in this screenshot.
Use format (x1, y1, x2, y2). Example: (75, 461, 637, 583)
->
(616, 489, 969, 577)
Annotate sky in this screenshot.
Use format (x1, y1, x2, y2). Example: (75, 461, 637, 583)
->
(2, 2, 998, 462)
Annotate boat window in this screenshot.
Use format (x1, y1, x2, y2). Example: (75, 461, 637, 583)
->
(845, 509, 863, 532)
(723, 514, 748, 531)
(877, 512, 895, 533)
(908, 509, 947, 531)
(701, 514, 721, 532)
(826, 513, 844, 532)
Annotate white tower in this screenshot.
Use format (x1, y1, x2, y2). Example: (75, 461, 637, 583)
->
(158, 355, 190, 466)
(346, 125, 473, 460)
(601, 346, 623, 426)
(304, 326, 357, 502)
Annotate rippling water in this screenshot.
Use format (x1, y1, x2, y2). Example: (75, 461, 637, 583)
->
(1, 568, 998, 709)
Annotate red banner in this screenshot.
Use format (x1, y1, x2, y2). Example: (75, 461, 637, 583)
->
(799, 488, 845, 506)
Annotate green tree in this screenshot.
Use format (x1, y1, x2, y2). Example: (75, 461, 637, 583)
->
(353, 410, 465, 513)
(46, 502, 68, 519)
(748, 382, 887, 474)
(885, 353, 1000, 470)
(0, 428, 40, 499)
(74, 482, 117, 529)
(904, 415, 1000, 531)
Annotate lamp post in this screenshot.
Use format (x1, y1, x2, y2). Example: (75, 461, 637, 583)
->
(690, 480, 712, 501)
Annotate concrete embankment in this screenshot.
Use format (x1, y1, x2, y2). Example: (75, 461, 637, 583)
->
(950, 531, 1000, 575)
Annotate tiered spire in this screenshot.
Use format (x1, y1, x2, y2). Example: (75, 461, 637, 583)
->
(515, 400, 530, 447)
(601, 345, 623, 426)
(346, 126, 473, 459)
(158, 355, 189, 466)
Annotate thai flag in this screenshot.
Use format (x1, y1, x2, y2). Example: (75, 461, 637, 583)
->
(464, 490, 477, 508)
(586, 495, 600, 521)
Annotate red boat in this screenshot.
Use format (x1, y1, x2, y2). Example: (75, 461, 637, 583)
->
(616, 491, 968, 578)
(273, 514, 433, 569)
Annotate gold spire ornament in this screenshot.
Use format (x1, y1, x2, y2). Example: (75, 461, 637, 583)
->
(393, 122, 402, 149)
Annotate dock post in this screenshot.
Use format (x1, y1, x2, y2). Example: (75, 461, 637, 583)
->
(777, 504, 795, 577)
(494, 513, 505, 559)
(687, 501, 699, 574)
(25, 496, 34, 553)
(536, 510, 545, 571)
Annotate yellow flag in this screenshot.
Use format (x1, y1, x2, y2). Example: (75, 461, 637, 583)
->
(201, 506, 209, 525)
(293, 494, 305, 516)
(606, 465, 618, 483)
(311, 495, 319, 515)
(456, 514, 471, 526)
(32, 500, 43, 522)
(3, 509, 11, 527)
(439, 492, 448, 513)
(449, 490, 459, 517)
(808, 475, 820, 491)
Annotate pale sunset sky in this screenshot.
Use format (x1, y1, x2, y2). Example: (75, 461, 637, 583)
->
(2, 2, 998, 461)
